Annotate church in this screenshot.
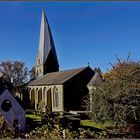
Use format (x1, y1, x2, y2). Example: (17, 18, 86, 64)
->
(28, 6, 95, 113)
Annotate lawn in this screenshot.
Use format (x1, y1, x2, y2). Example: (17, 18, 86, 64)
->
(25, 109, 42, 121)
(25, 114, 42, 121)
(81, 120, 114, 130)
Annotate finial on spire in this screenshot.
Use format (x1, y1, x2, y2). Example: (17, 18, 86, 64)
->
(87, 62, 89, 67)
(42, 0, 44, 10)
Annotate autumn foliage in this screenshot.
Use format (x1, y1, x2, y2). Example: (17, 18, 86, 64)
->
(89, 59, 140, 128)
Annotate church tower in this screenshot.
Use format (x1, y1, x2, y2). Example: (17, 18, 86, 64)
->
(35, 7, 59, 78)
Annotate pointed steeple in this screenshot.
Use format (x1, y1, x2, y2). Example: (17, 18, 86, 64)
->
(35, 7, 59, 78)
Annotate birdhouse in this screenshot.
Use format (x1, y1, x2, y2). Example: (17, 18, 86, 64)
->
(0, 77, 25, 131)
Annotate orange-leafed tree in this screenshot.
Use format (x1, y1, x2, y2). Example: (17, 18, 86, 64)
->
(89, 56, 140, 126)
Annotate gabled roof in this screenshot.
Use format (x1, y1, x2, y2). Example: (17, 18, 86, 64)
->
(28, 67, 88, 86)
(87, 71, 102, 87)
(37, 8, 58, 66)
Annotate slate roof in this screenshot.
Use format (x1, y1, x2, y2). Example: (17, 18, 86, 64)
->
(87, 71, 102, 87)
(28, 67, 88, 86)
(37, 8, 59, 66)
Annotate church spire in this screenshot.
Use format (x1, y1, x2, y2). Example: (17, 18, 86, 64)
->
(35, 5, 59, 78)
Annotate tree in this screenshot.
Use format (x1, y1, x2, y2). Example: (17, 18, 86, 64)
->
(29, 66, 35, 81)
(88, 59, 140, 126)
(0, 60, 28, 87)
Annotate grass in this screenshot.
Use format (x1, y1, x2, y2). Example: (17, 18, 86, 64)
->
(25, 109, 42, 121)
(26, 114, 42, 121)
(81, 120, 114, 129)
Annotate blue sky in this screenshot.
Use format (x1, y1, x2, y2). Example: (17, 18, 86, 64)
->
(0, 2, 140, 72)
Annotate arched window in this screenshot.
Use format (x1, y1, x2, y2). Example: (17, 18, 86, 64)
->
(38, 59, 40, 65)
(53, 86, 59, 108)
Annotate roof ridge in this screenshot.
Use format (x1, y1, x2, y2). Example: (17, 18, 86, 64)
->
(46, 66, 88, 75)
(28, 66, 90, 86)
